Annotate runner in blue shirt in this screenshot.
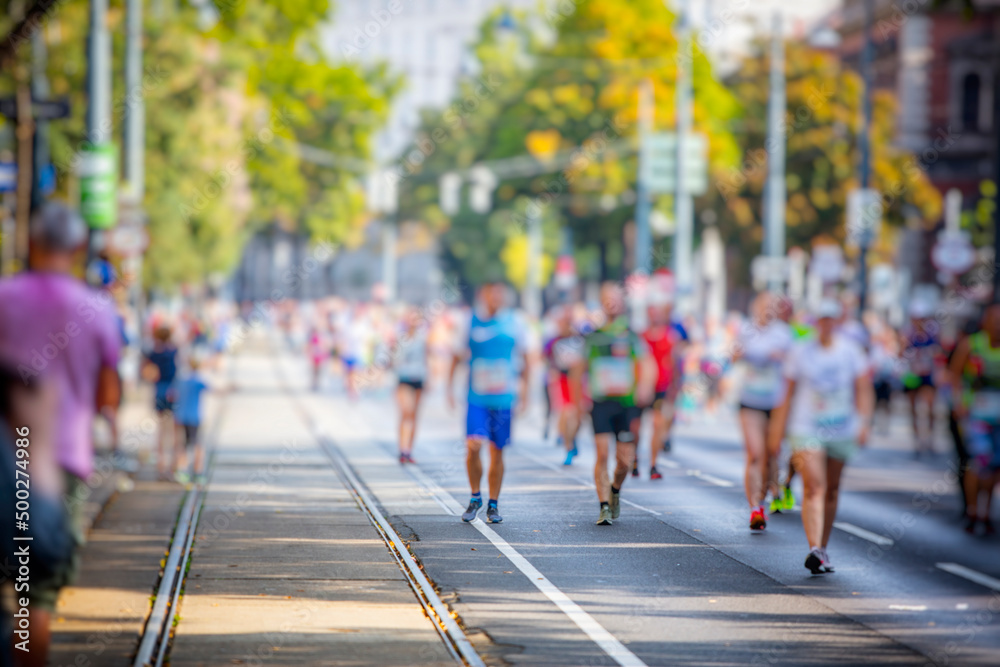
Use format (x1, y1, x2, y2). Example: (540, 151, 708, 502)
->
(447, 281, 532, 524)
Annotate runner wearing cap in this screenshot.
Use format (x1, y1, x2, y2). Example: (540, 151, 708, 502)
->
(770, 298, 874, 573)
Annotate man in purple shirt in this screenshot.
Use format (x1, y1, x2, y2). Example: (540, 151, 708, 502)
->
(0, 202, 121, 665)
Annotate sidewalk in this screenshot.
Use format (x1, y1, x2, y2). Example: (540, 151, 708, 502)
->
(49, 383, 188, 666)
(167, 344, 454, 666)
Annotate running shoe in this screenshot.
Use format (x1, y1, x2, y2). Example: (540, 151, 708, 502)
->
(631, 465, 639, 478)
(804, 548, 826, 575)
(596, 506, 613, 525)
(780, 486, 795, 511)
(964, 515, 978, 534)
(662, 438, 672, 453)
(649, 467, 663, 480)
(461, 498, 483, 522)
(398, 453, 407, 464)
(402, 452, 416, 464)
(819, 548, 835, 573)
(768, 496, 783, 515)
(174, 471, 191, 485)
(610, 492, 621, 519)
(563, 447, 578, 466)
(984, 519, 996, 536)
(486, 504, 503, 524)
(750, 507, 767, 530)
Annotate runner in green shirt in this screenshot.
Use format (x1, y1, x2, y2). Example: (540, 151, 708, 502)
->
(570, 282, 656, 526)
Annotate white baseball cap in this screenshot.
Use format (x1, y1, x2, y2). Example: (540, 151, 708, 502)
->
(814, 298, 842, 320)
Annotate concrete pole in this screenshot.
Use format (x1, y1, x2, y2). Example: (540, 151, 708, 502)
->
(673, 0, 694, 314)
(31, 31, 50, 212)
(85, 0, 111, 260)
(124, 0, 144, 202)
(764, 11, 786, 293)
(857, 0, 874, 314)
(525, 203, 542, 320)
(87, 0, 112, 145)
(635, 79, 654, 276)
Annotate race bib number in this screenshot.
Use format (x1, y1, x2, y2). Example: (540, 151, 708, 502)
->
(970, 391, 1000, 424)
(471, 358, 511, 395)
(812, 386, 852, 437)
(744, 365, 780, 399)
(591, 357, 634, 397)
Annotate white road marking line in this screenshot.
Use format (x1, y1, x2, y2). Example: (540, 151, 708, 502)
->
(405, 464, 648, 667)
(936, 563, 1000, 593)
(888, 605, 927, 611)
(833, 522, 894, 547)
(520, 451, 661, 516)
(688, 471, 735, 488)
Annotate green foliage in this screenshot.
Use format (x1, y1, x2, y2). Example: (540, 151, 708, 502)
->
(0, 0, 393, 290)
(705, 40, 942, 282)
(399, 0, 740, 286)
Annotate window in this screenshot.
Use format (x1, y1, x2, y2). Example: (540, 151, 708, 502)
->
(962, 72, 981, 131)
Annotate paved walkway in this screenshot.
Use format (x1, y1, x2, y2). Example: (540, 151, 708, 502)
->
(168, 346, 454, 666)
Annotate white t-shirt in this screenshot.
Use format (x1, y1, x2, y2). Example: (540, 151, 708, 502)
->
(738, 320, 792, 410)
(396, 326, 428, 381)
(784, 335, 869, 441)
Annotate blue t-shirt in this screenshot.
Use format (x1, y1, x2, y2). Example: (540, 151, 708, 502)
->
(466, 310, 523, 409)
(173, 374, 208, 426)
(147, 347, 178, 399)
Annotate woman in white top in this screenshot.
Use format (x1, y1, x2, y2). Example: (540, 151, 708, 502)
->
(395, 307, 430, 464)
(733, 293, 793, 531)
(770, 298, 873, 575)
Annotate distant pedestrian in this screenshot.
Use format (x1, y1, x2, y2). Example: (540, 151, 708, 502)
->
(172, 356, 210, 484)
(143, 325, 179, 480)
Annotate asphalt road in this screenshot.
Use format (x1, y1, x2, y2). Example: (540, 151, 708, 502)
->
(265, 341, 1000, 667)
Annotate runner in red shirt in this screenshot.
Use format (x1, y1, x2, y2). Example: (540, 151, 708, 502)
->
(638, 298, 688, 479)
(544, 305, 585, 465)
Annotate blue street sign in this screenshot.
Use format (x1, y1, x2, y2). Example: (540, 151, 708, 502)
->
(0, 162, 16, 193)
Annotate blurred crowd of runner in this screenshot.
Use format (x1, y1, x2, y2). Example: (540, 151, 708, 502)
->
(1, 204, 998, 664)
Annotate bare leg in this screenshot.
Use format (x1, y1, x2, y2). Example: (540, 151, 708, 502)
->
(466, 437, 484, 495)
(594, 433, 612, 503)
(794, 449, 827, 549)
(560, 405, 579, 453)
(923, 387, 937, 451)
(821, 455, 847, 548)
(156, 412, 169, 477)
(613, 442, 634, 490)
(488, 444, 505, 500)
(650, 409, 666, 469)
(909, 391, 921, 449)
(740, 409, 767, 508)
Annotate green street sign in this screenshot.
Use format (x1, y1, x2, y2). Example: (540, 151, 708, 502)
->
(78, 142, 118, 229)
(640, 132, 708, 195)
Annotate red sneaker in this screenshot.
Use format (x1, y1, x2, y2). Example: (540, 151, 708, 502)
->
(750, 508, 767, 530)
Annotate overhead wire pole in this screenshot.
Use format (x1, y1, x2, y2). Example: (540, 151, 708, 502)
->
(635, 79, 654, 276)
(85, 0, 112, 257)
(123, 0, 146, 331)
(673, 0, 694, 314)
(857, 0, 874, 314)
(764, 11, 786, 294)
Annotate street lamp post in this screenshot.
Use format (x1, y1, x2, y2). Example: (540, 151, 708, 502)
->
(857, 0, 874, 314)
